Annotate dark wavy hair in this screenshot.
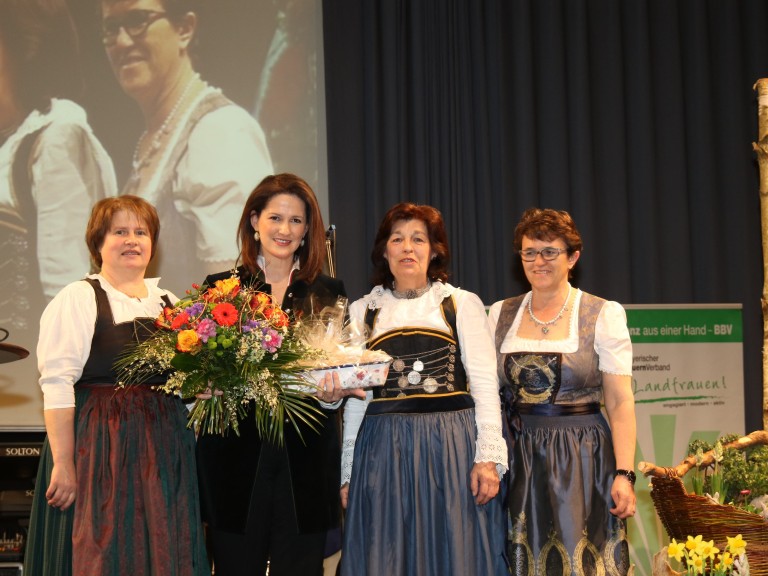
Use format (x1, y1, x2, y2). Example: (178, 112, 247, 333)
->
(370, 203, 450, 290)
(86, 195, 161, 268)
(513, 208, 583, 254)
(0, 0, 82, 113)
(237, 173, 326, 284)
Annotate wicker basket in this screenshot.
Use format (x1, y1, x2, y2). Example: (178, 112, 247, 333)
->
(640, 431, 768, 574)
(649, 475, 768, 573)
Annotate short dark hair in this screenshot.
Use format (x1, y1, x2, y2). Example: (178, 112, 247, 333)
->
(86, 196, 161, 268)
(238, 173, 326, 284)
(100, 0, 196, 20)
(0, 0, 82, 112)
(370, 203, 450, 289)
(513, 208, 583, 254)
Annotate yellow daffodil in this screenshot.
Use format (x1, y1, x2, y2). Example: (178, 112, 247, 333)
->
(699, 539, 719, 561)
(667, 539, 685, 563)
(716, 551, 734, 571)
(726, 534, 747, 556)
(687, 553, 704, 574)
(667, 534, 747, 575)
(685, 534, 703, 553)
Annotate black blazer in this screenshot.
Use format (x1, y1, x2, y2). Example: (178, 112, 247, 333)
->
(196, 266, 346, 534)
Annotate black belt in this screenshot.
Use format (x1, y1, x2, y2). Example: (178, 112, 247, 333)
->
(515, 402, 601, 416)
(366, 392, 474, 415)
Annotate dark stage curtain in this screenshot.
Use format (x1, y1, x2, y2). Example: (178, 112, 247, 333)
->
(322, 0, 768, 431)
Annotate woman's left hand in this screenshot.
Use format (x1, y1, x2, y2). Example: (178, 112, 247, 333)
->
(610, 475, 637, 519)
(470, 461, 499, 505)
(315, 371, 366, 403)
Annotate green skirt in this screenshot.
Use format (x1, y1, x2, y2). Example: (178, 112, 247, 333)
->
(24, 384, 210, 576)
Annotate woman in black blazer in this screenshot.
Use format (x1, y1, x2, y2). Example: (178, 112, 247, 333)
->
(196, 173, 362, 576)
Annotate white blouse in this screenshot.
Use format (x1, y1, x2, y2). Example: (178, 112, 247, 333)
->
(341, 282, 508, 484)
(0, 99, 116, 299)
(487, 289, 632, 376)
(37, 275, 177, 410)
(127, 85, 272, 295)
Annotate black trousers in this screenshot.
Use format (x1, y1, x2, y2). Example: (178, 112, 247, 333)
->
(208, 442, 326, 576)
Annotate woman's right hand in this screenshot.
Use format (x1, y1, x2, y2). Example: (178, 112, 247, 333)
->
(196, 387, 224, 400)
(340, 483, 350, 509)
(46, 461, 77, 510)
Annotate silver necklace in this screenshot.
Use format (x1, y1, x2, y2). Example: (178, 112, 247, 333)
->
(527, 286, 571, 335)
(392, 282, 431, 299)
(130, 73, 200, 185)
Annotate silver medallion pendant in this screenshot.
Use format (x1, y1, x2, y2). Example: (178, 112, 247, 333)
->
(413, 360, 424, 372)
(407, 371, 421, 385)
(423, 378, 438, 393)
(542, 326, 550, 334)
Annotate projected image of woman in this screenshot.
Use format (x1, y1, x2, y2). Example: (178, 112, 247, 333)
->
(101, 0, 272, 295)
(0, 0, 116, 339)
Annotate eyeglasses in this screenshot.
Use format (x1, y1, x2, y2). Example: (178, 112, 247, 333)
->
(101, 9, 168, 46)
(519, 247, 568, 262)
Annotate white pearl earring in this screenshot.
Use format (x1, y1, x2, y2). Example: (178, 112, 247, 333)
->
(300, 238, 305, 247)
(254, 231, 260, 241)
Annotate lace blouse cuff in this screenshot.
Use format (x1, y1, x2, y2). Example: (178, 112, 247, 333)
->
(474, 421, 508, 477)
(341, 439, 355, 485)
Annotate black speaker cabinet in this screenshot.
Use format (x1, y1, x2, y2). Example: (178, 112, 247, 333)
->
(0, 431, 45, 570)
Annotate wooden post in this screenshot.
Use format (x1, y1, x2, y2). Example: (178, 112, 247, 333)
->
(753, 78, 768, 430)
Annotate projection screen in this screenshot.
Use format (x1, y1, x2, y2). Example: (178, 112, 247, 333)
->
(0, 0, 327, 429)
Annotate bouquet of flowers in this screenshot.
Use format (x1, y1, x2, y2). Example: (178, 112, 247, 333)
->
(115, 276, 324, 442)
(665, 534, 749, 575)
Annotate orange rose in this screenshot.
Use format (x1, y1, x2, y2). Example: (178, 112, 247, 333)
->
(176, 330, 200, 352)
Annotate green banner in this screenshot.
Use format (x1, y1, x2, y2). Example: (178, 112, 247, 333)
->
(623, 304, 744, 576)
(625, 307, 742, 343)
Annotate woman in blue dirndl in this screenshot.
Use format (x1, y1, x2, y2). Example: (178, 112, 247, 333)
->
(488, 208, 636, 576)
(341, 203, 509, 576)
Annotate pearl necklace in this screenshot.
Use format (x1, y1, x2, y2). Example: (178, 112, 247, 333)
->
(392, 282, 431, 299)
(130, 73, 200, 185)
(527, 286, 571, 335)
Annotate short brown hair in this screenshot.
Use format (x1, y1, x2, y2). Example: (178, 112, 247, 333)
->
(238, 173, 326, 284)
(513, 208, 583, 254)
(86, 196, 161, 268)
(370, 203, 450, 289)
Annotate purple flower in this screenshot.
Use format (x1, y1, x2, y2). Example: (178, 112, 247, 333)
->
(185, 302, 206, 318)
(242, 319, 261, 333)
(196, 318, 218, 343)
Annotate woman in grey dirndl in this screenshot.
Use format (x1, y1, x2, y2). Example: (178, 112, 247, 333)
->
(488, 208, 636, 576)
(340, 203, 508, 576)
